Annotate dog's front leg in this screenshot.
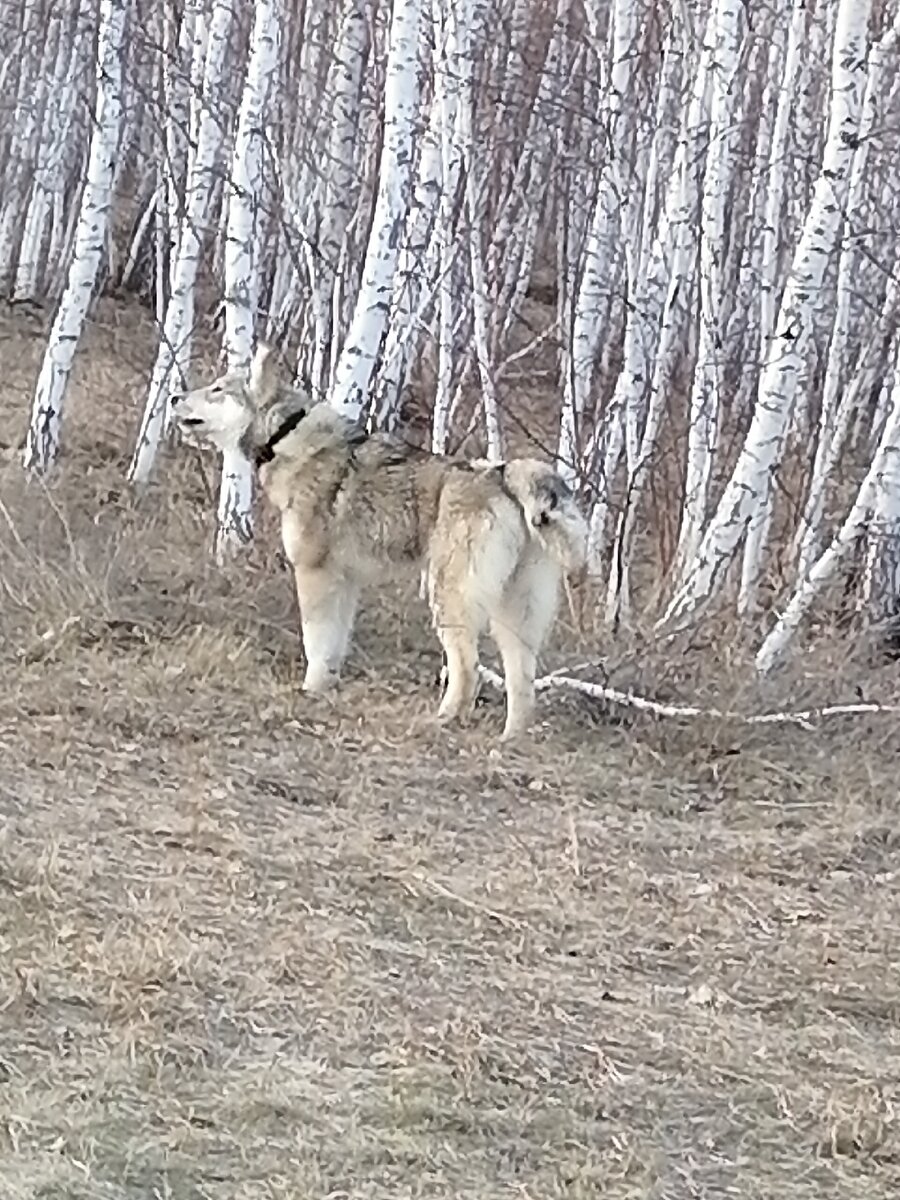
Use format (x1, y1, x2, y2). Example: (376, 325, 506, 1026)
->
(293, 566, 359, 692)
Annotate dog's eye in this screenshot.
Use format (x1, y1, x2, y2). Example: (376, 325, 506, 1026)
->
(546, 491, 558, 510)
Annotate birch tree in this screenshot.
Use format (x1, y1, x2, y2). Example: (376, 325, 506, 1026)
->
(216, 0, 282, 557)
(8, 0, 900, 687)
(22, 0, 128, 473)
(794, 9, 900, 582)
(661, 0, 874, 630)
(431, 0, 470, 453)
(308, 0, 372, 397)
(129, 0, 236, 486)
(672, 0, 746, 578)
(862, 341, 900, 640)
(329, 0, 424, 420)
(756, 334, 900, 674)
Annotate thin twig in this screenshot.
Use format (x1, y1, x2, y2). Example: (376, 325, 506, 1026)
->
(409, 872, 526, 929)
(478, 666, 900, 728)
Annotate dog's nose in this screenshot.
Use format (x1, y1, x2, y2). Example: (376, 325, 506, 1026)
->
(170, 391, 183, 408)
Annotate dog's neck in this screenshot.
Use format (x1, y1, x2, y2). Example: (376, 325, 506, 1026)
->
(253, 408, 307, 468)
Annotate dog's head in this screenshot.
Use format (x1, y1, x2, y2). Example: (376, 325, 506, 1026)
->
(501, 459, 575, 528)
(171, 343, 305, 454)
(527, 473, 570, 528)
(499, 458, 588, 573)
(170, 370, 256, 452)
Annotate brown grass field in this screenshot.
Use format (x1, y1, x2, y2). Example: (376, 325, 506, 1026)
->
(2, 300, 900, 1199)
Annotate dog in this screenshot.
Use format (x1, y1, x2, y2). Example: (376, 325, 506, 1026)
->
(171, 345, 588, 739)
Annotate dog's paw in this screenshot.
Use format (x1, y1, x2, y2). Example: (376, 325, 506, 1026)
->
(302, 668, 341, 694)
(499, 714, 533, 742)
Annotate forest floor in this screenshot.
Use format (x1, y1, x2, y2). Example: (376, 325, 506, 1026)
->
(2, 300, 900, 1199)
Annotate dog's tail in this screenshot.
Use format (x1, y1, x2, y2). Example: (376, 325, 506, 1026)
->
(495, 458, 589, 574)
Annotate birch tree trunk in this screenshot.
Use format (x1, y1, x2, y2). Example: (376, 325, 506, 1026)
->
(661, 0, 874, 630)
(0, 0, 47, 291)
(22, 0, 128, 473)
(217, 0, 282, 558)
(129, 0, 235, 486)
(605, 12, 718, 617)
(430, 0, 468, 454)
(308, 0, 371, 396)
(373, 92, 443, 428)
(13, 14, 68, 300)
(585, 7, 699, 566)
(758, 0, 806, 352)
(794, 10, 900, 582)
(672, 0, 745, 578)
(756, 333, 900, 674)
(863, 337, 900, 640)
(557, 0, 641, 484)
(329, 0, 424, 420)
(161, 0, 200, 292)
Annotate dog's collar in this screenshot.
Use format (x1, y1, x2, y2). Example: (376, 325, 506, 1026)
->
(254, 409, 307, 468)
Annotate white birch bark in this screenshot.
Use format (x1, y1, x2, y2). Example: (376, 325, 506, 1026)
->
(431, 0, 469, 453)
(12, 14, 71, 300)
(756, 334, 900, 674)
(216, 0, 282, 558)
(605, 4, 738, 621)
(328, 0, 423, 419)
(585, 9, 698, 561)
(162, 0, 200, 290)
(863, 335, 900, 638)
(0, 0, 46, 290)
(22, 0, 127, 473)
(265, 0, 339, 347)
(466, 182, 502, 461)
(431, 252, 457, 454)
(758, 0, 806, 351)
(484, 0, 568, 347)
(662, 0, 874, 630)
(672, 0, 745, 579)
(310, 0, 371, 397)
(735, 6, 813, 612)
(129, 0, 235, 486)
(557, 172, 619, 483)
(720, 31, 783, 421)
(373, 92, 443, 427)
(120, 178, 161, 293)
(794, 11, 900, 581)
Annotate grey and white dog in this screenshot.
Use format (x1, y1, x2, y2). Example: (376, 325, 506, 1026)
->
(172, 346, 587, 740)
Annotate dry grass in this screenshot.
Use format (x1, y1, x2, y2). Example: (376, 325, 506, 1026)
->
(2, 301, 900, 1199)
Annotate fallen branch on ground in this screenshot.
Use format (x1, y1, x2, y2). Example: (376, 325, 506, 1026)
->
(478, 666, 900, 730)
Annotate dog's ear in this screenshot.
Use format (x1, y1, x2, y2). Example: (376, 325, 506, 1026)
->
(249, 342, 280, 408)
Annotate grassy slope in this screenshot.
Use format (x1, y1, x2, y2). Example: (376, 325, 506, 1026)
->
(1, 301, 900, 1199)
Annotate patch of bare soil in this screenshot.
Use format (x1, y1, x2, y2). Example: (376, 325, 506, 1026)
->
(1, 303, 900, 1199)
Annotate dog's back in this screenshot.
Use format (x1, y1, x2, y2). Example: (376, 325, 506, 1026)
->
(264, 407, 586, 583)
(264, 408, 458, 578)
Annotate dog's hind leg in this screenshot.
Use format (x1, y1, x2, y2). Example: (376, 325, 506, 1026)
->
(436, 618, 481, 724)
(293, 567, 359, 693)
(490, 558, 560, 740)
(490, 620, 537, 740)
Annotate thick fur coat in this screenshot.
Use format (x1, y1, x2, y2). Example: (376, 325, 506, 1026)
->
(172, 346, 588, 739)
